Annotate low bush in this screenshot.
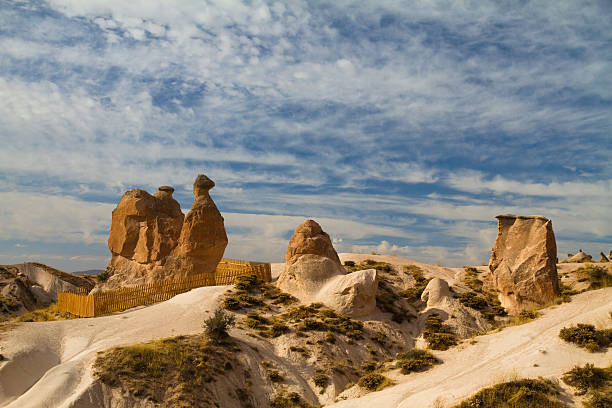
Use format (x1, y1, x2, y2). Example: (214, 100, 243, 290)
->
(270, 390, 314, 408)
(559, 323, 611, 352)
(453, 378, 564, 408)
(17, 303, 74, 322)
(562, 363, 610, 395)
(456, 292, 488, 311)
(398, 265, 431, 304)
(203, 308, 235, 343)
(360, 361, 379, 373)
(96, 269, 110, 282)
(312, 373, 329, 389)
(357, 372, 391, 392)
(267, 370, 284, 383)
(464, 267, 483, 292)
(395, 349, 439, 374)
(423, 313, 458, 350)
(223, 275, 296, 310)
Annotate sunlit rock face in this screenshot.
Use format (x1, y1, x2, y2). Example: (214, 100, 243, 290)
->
(489, 214, 559, 314)
(102, 174, 227, 289)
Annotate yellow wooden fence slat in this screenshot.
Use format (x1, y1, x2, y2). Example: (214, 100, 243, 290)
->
(58, 258, 271, 317)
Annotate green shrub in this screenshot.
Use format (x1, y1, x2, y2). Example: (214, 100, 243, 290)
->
(395, 349, 439, 374)
(398, 265, 431, 304)
(584, 390, 612, 408)
(464, 267, 483, 292)
(423, 313, 458, 350)
(456, 292, 489, 311)
(358, 372, 391, 391)
(0, 296, 19, 311)
(312, 373, 329, 388)
(270, 390, 314, 408)
(360, 361, 378, 373)
(203, 308, 235, 343)
(562, 363, 610, 395)
(453, 378, 564, 408)
(559, 324, 611, 352)
(267, 370, 284, 383)
(96, 269, 110, 282)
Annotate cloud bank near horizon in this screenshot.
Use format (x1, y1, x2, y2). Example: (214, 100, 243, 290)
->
(1, 0, 610, 271)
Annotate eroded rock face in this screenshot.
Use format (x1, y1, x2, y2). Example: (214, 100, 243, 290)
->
(102, 174, 227, 288)
(284, 219, 341, 266)
(169, 175, 228, 275)
(489, 214, 559, 314)
(277, 220, 377, 317)
(421, 277, 451, 307)
(108, 186, 184, 264)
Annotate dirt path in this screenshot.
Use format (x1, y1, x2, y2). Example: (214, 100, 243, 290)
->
(329, 287, 612, 408)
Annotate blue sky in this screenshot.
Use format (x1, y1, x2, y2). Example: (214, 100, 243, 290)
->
(1, 0, 611, 272)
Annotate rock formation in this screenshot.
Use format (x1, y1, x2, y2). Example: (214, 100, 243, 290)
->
(101, 174, 227, 289)
(276, 219, 377, 317)
(489, 214, 559, 314)
(567, 250, 592, 263)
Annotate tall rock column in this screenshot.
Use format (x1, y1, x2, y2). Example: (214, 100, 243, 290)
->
(489, 214, 559, 314)
(167, 174, 228, 275)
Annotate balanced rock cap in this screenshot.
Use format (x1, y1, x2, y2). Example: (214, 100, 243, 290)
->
(193, 174, 215, 197)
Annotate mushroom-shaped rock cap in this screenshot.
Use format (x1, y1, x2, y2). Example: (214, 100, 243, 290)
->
(193, 174, 215, 197)
(158, 186, 175, 194)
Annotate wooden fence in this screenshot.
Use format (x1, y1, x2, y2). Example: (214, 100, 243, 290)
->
(57, 258, 271, 317)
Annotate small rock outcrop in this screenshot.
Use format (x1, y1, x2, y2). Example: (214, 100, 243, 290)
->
(276, 220, 376, 317)
(421, 277, 451, 307)
(489, 214, 559, 314)
(568, 250, 592, 263)
(102, 174, 228, 289)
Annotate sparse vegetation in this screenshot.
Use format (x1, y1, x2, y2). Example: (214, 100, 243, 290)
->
(563, 363, 612, 408)
(358, 372, 392, 392)
(17, 303, 74, 322)
(423, 313, 458, 350)
(559, 323, 612, 352)
(203, 308, 235, 343)
(97, 268, 110, 282)
(463, 267, 483, 292)
(312, 373, 329, 389)
(270, 390, 315, 408)
(267, 370, 284, 383)
(456, 291, 488, 311)
(576, 264, 612, 289)
(95, 334, 241, 405)
(452, 378, 564, 408)
(281, 303, 364, 340)
(562, 363, 610, 395)
(395, 349, 439, 374)
(223, 275, 297, 311)
(398, 265, 431, 304)
(0, 296, 19, 311)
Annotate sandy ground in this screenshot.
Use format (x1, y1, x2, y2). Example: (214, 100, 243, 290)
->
(328, 287, 612, 408)
(0, 285, 228, 408)
(0, 254, 610, 408)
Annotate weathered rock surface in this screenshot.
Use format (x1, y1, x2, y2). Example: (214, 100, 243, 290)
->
(0, 263, 91, 319)
(489, 214, 559, 314)
(316, 269, 377, 317)
(284, 219, 342, 266)
(567, 250, 592, 263)
(421, 277, 451, 307)
(165, 175, 228, 276)
(101, 175, 228, 289)
(108, 186, 184, 264)
(419, 277, 490, 338)
(277, 220, 377, 317)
